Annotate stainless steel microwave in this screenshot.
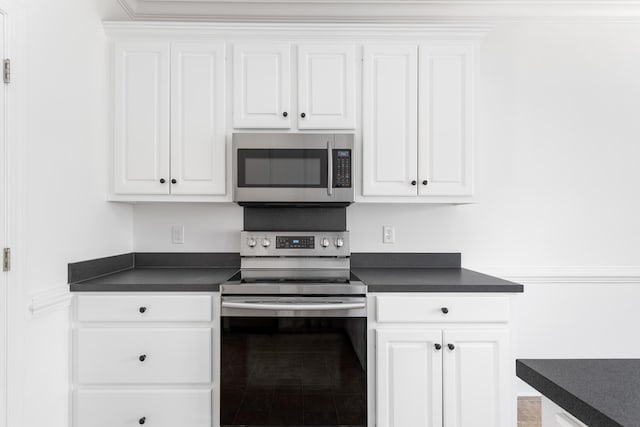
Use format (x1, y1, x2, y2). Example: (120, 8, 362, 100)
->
(232, 133, 354, 205)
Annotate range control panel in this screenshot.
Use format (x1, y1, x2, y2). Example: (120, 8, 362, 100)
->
(333, 149, 352, 188)
(276, 236, 315, 249)
(241, 231, 350, 257)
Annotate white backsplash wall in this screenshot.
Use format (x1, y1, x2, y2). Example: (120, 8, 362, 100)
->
(131, 22, 640, 396)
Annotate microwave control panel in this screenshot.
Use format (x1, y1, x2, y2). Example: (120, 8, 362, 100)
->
(333, 150, 352, 188)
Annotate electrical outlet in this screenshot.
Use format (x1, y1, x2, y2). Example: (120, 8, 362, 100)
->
(383, 226, 395, 244)
(172, 225, 184, 244)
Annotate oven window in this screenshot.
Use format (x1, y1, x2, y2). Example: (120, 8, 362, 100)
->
(221, 317, 367, 426)
(237, 149, 328, 188)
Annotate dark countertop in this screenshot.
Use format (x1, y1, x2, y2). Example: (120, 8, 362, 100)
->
(68, 252, 523, 293)
(517, 359, 640, 427)
(69, 268, 239, 292)
(352, 268, 523, 293)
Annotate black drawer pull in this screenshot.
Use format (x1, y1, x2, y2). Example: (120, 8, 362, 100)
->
(447, 343, 455, 351)
(139, 417, 146, 425)
(139, 354, 147, 362)
(434, 343, 442, 350)
(441, 307, 449, 314)
(139, 307, 147, 314)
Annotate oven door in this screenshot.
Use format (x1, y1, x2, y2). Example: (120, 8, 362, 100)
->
(220, 296, 367, 427)
(232, 133, 354, 205)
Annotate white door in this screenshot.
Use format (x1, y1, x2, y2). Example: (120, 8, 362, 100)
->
(0, 13, 6, 427)
(297, 44, 356, 129)
(443, 329, 510, 427)
(170, 43, 226, 195)
(113, 42, 170, 194)
(376, 329, 443, 427)
(362, 45, 418, 196)
(233, 43, 291, 129)
(418, 44, 474, 196)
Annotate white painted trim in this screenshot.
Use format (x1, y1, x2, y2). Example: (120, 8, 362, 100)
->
(117, 0, 640, 23)
(28, 286, 73, 319)
(103, 21, 494, 40)
(465, 266, 640, 284)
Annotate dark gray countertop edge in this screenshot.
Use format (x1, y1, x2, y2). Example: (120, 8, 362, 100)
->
(516, 360, 621, 427)
(68, 253, 134, 284)
(69, 283, 222, 292)
(368, 284, 523, 293)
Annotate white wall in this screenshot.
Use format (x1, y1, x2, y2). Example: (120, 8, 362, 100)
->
(15, 0, 133, 426)
(132, 22, 640, 395)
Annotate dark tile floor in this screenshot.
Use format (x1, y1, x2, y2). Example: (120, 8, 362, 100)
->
(221, 331, 367, 426)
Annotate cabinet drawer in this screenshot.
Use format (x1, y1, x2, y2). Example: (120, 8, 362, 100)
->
(74, 389, 211, 427)
(76, 328, 211, 384)
(376, 296, 509, 323)
(76, 295, 212, 322)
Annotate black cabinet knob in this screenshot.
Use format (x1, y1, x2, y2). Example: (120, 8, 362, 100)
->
(434, 343, 442, 350)
(411, 180, 417, 186)
(139, 417, 146, 425)
(139, 354, 147, 362)
(447, 343, 455, 351)
(300, 112, 306, 118)
(422, 180, 428, 186)
(139, 307, 146, 314)
(282, 112, 288, 117)
(159, 178, 166, 184)
(171, 179, 177, 184)
(441, 307, 449, 314)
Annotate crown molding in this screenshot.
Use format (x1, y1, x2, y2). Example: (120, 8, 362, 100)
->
(116, 0, 640, 23)
(103, 21, 494, 40)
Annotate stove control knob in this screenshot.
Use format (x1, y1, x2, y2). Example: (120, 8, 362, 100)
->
(320, 237, 330, 248)
(262, 238, 271, 248)
(247, 237, 257, 248)
(335, 237, 344, 248)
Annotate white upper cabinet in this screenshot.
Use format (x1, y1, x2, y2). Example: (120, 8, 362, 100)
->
(443, 329, 510, 427)
(361, 42, 475, 201)
(113, 42, 227, 197)
(171, 43, 226, 195)
(362, 45, 418, 196)
(297, 44, 356, 129)
(233, 43, 291, 129)
(419, 44, 474, 196)
(114, 42, 170, 195)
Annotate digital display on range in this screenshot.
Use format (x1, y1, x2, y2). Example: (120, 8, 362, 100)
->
(276, 236, 315, 249)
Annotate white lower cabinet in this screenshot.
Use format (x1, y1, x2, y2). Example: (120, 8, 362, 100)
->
(72, 293, 218, 427)
(75, 390, 212, 427)
(372, 294, 514, 427)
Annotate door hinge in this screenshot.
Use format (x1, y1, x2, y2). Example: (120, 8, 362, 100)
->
(3, 248, 10, 272)
(3, 59, 10, 84)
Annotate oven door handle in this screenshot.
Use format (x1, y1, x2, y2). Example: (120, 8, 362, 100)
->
(221, 301, 365, 311)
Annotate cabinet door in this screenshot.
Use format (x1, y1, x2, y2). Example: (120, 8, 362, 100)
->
(297, 44, 356, 129)
(418, 44, 474, 196)
(362, 45, 418, 196)
(233, 43, 291, 128)
(113, 42, 170, 194)
(376, 329, 442, 427)
(170, 43, 226, 195)
(443, 329, 510, 427)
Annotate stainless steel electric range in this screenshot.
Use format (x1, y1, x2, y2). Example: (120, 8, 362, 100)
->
(220, 231, 367, 427)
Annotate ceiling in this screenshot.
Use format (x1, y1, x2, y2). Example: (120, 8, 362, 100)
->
(115, 0, 640, 22)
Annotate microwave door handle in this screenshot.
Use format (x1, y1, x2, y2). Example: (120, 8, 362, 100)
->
(327, 140, 333, 196)
(221, 301, 365, 311)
